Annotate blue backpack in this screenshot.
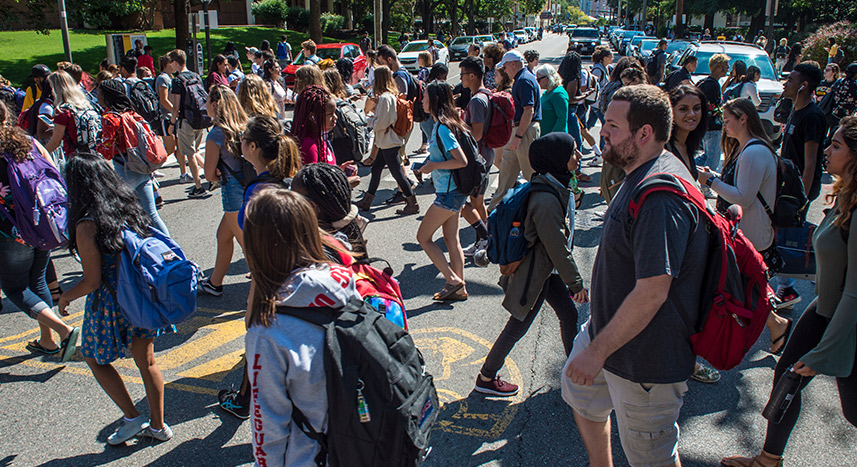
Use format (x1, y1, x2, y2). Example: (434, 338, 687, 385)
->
(485, 181, 560, 266)
(117, 226, 199, 329)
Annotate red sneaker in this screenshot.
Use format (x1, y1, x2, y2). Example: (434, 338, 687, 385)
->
(475, 375, 519, 397)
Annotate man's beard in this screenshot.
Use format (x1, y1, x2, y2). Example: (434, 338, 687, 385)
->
(602, 134, 640, 170)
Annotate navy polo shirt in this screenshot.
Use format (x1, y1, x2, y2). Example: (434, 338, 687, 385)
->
(512, 67, 542, 124)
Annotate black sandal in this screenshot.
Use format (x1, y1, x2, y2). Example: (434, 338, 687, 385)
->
(433, 282, 465, 301)
(50, 285, 63, 304)
(26, 340, 60, 355)
(770, 318, 793, 356)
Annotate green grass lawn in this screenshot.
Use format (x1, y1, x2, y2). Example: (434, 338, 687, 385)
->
(0, 27, 361, 86)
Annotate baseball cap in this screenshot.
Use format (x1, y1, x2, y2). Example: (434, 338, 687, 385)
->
(496, 50, 524, 68)
(31, 64, 51, 78)
(245, 46, 259, 54)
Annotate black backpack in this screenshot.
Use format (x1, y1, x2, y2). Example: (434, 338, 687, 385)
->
(436, 125, 488, 197)
(128, 80, 161, 125)
(735, 140, 808, 228)
(243, 173, 293, 198)
(646, 49, 664, 82)
(176, 72, 213, 130)
(276, 297, 438, 467)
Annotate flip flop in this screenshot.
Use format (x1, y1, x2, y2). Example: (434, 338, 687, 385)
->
(26, 340, 60, 355)
(60, 327, 80, 363)
(770, 318, 793, 356)
(432, 282, 465, 301)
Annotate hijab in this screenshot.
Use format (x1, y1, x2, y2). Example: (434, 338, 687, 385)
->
(529, 133, 575, 188)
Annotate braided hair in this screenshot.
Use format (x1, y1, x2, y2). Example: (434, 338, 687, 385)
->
(292, 163, 367, 255)
(98, 79, 134, 112)
(292, 85, 332, 146)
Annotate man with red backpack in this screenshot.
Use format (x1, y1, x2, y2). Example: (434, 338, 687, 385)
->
(562, 85, 712, 467)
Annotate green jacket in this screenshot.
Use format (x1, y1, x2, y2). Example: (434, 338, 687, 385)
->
(540, 86, 569, 136)
(498, 174, 583, 320)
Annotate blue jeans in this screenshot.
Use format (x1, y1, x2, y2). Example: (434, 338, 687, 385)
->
(420, 119, 435, 148)
(586, 105, 603, 130)
(697, 130, 723, 171)
(567, 109, 584, 152)
(0, 239, 51, 318)
(113, 160, 170, 235)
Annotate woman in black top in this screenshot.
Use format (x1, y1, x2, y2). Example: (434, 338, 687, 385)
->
(666, 85, 708, 181)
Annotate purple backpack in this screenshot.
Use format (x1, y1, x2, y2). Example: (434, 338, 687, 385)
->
(0, 142, 69, 250)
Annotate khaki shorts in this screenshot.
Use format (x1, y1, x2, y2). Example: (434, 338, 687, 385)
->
(176, 119, 207, 161)
(561, 320, 688, 467)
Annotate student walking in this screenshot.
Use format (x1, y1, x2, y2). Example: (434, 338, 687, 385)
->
(199, 85, 248, 297)
(355, 66, 417, 215)
(695, 53, 730, 172)
(477, 133, 587, 396)
(0, 114, 79, 363)
(43, 70, 102, 163)
(58, 152, 174, 445)
(292, 85, 337, 165)
(167, 49, 209, 198)
(414, 80, 469, 302)
(721, 116, 857, 467)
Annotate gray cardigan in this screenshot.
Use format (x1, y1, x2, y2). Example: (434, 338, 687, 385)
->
(498, 174, 584, 320)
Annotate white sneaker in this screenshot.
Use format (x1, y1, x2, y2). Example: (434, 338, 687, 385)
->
(463, 238, 489, 257)
(141, 423, 174, 442)
(152, 170, 166, 178)
(107, 415, 148, 445)
(588, 156, 603, 167)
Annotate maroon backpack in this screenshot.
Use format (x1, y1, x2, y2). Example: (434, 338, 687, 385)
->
(475, 89, 514, 149)
(628, 173, 773, 371)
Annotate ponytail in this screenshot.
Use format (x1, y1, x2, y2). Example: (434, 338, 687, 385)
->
(244, 115, 302, 179)
(268, 133, 301, 179)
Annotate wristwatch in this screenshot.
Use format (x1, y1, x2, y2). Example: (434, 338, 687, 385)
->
(705, 176, 716, 187)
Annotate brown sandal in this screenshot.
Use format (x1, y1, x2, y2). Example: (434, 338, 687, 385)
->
(721, 451, 783, 467)
(432, 282, 465, 301)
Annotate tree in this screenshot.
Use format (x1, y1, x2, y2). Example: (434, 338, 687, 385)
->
(310, 0, 322, 42)
(174, 0, 190, 51)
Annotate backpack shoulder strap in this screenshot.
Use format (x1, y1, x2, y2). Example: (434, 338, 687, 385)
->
(628, 172, 710, 223)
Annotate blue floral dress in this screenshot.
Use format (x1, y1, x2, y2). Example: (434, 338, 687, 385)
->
(80, 252, 175, 365)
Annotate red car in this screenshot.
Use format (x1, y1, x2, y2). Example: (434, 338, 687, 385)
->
(283, 43, 368, 88)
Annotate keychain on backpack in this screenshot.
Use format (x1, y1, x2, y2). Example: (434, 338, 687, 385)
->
(356, 379, 371, 423)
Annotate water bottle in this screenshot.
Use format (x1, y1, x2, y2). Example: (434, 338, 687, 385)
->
(762, 367, 803, 424)
(509, 221, 521, 238)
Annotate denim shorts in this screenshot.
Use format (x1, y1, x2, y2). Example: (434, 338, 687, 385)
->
(433, 191, 468, 212)
(221, 172, 245, 213)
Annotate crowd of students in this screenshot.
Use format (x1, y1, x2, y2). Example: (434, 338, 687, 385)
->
(0, 28, 856, 466)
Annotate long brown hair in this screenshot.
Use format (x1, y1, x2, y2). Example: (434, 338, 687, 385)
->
(208, 85, 247, 156)
(0, 119, 34, 162)
(244, 115, 302, 179)
(244, 188, 330, 327)
(373, 66, 398, 96)
(294, 65, 326, 96)
(827, 116, 857, 230)
(720, 98, 774, 166)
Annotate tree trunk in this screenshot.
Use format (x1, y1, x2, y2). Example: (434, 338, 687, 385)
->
(174, 0, 189, 51)
(345, 3, 353, 29)
(464, 0, 475, 34)
(447, 0, 457, 37)
(749, 14, 765, 40)
(675, 0, 684, 38)
(704, 13, 714, 31)
(381, 0, 390, 44)
(310, 0, 322, 42)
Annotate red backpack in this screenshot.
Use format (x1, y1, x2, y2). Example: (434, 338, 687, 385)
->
(628, 173, 773, 371)
(476, 89, 514, 149)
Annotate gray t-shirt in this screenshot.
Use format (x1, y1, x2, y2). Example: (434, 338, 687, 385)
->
(465, 89, 495, 165)
(590, 152, 709, 384)
(155, 73, 172, 117)
(206, 126, 242, 172)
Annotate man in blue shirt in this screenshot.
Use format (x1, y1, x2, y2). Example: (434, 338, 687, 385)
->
(488, 50, 543, 211)
(499, 32, 514, 51)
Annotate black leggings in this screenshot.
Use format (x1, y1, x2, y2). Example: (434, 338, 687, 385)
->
(45, 258, 57, 284)
(481, 274, 579, 379)
(763, 300, 857, 456)
(367, 146, 413, 197)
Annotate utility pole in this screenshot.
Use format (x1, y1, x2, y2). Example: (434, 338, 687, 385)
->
(675, 0, 684, 38)
(57, 0, 72, 62)
(202, 0, 212, 70)
(373, 0, 382, 48)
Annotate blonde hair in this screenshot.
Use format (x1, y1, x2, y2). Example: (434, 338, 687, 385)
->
(708, 53, 731, 73)
(323, 68, 347, 98)
(208, 85, 248, 156)
(237, 74, 279, 119)
(294, 65, 326, 96)
(48, 70, 91, 111)
(418, 51, 434, 67)
(373, 66, 399, 96)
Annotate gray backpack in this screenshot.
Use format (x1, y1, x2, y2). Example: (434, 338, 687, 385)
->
(332, 99, 370, 163)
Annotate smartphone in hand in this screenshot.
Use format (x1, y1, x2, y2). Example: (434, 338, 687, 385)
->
(411, 161, 426, 172)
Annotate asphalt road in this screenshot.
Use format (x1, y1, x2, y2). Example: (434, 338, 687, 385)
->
(1, 32, 855, 466)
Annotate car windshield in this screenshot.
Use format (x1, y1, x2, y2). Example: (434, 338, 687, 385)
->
(293, 47, 341, 65)
(692, 51, 777, 80)
(666, 41, 691, 54)
(572, 29, 599, 38)
(623, 31, 642, 40)
(640, 40, 659, 52)
(514, 30, 525, 35)
(477, 35, 493, 42)
(451, 37, 473, 45)
(402, 42, 431, 52)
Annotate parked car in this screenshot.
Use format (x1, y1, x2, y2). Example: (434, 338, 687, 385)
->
(398, 40, 450, 73)
(513, 30, 528, 44)
(631, 38, 661, 65)
(476, 34, 496, 47)
(568, 27, 601, 56)
(449, 36, 477, 61)
(664, 39, 697, 73)
(628, 35, 656, 54)
(679, 41, 784, 142)
(620, 31, 645, 55)
(524, 27, 537, 41)
(284, 43, 367, 87)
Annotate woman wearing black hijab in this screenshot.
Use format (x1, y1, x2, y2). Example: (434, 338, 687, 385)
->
(475, 133, 589, 397)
